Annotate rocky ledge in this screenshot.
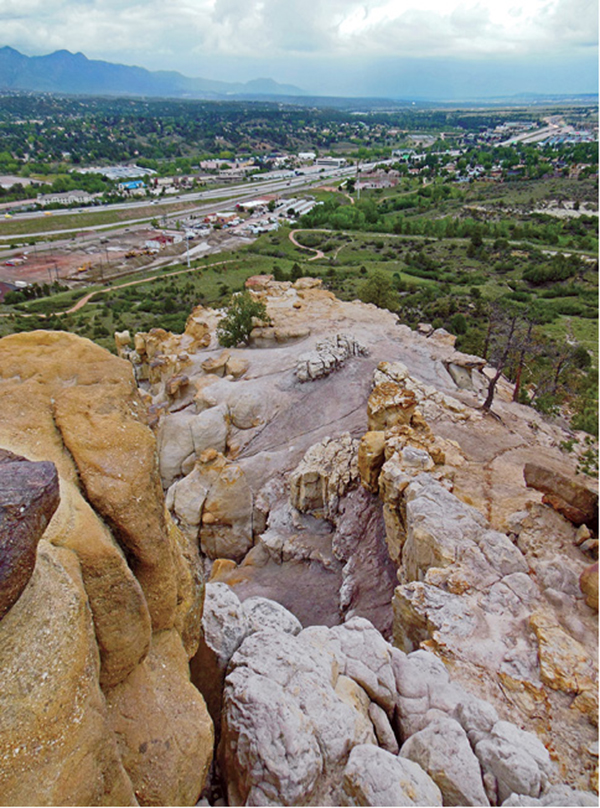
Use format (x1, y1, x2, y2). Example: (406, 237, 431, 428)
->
(0, 277, 597, 806)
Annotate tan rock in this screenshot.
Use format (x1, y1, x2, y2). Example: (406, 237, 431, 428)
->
(524, 463, 598, 527)
(529, 610, 597, 694)
(358, 431, 386, 493)
(0, 541, 136, 806)
(193, 375, 219, 413)
(106, 629, 213, 806)
(245, 274, 274, 290)
(114, 330, 131, 357)
(165, 373, 189, 398)
(202, 350, 230, 376)
(52, 379, 178, 632)
(580, 562, 598, 610)
(293, 277, 322, 290)
(289, 434, 360, 519)
(225, 356, 249, 379)
(46, 480, 152, 689)
(209, 558, 238, 581)
(200, 458, 254, 562)
(184, 307, 211, 348)
(367, 381, 417, 431)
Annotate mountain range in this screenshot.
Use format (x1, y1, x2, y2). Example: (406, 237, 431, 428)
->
(0, 46, 306, 100)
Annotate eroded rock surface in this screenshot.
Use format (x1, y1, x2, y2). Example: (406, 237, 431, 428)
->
(0, 331, 213, 806)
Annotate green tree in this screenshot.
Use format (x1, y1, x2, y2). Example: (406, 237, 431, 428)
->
(359, 270, 397, 311)
(217, 292, 270, 347)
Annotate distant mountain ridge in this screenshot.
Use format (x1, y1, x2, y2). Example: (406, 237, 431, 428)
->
(0, 46, 306, 99)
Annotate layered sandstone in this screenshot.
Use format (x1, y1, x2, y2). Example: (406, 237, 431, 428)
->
(0, 331, 213, 806)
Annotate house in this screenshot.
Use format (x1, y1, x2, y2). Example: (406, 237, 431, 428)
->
(36, 190, 95, 207)
(315, 157, 347, 168)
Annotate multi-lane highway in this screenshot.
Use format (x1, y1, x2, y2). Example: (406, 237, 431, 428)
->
(0, 163, 369, 241)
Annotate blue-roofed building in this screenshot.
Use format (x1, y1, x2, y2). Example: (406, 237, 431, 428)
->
(118, 180, 146, 193)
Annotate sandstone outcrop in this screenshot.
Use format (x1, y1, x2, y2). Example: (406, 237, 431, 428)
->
(0, 331, 213, 806)
(289, 434, 360, 519)
(218, 608, 566, 806)
(524, 463, 598, 528)
(295, 333, 368, 382)
(117, 279, 597, 801)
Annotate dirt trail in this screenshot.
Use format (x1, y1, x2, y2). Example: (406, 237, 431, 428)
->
(289, 229, 326, 261)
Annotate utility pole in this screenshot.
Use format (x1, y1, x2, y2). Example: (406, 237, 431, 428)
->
(356, 160, 360, 201)
(186, 234, 191, 268)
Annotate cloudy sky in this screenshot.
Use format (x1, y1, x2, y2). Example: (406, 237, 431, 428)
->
(1, 0, 597, 98)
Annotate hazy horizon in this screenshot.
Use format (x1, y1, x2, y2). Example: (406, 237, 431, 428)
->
(0, 0, 597, 100)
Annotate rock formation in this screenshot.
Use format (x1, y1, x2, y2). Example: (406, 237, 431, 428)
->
(1, 276, 597, 806)
(0, 331, 213, 806)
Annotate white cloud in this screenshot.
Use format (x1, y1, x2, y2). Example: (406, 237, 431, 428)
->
(0, 0, 596, 72)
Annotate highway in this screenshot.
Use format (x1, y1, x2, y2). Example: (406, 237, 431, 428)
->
(0, 163, 367, 240)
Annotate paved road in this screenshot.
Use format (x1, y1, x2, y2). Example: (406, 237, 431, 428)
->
(0, 164, 367, 241)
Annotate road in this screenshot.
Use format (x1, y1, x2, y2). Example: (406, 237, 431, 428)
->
(0, 163, 367, 241)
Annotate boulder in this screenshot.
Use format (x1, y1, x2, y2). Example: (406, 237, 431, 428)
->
(106, 629, 213, 806)
(0, 452, 59, 620)
(0, 541, 136, 806)
(201, 350, 231, 376)
(289, 434, 360, 519)
(524, 463, 598, 529)
(219, 627, 376, 806)
(367, 381, 417, 431)
(342, 745, 442, 806)
(400, 715, 490, 806)
(580, 562, 598, 610)
(475, 720, 554, 804)
(295, 334, 368, 382)
(358, 431, 386, 494)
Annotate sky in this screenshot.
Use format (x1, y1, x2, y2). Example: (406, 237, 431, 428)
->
(0, 0, 598, 99)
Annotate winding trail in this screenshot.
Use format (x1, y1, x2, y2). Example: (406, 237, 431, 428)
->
(289, 229, 326, 261)
(5, 259, 236, 319)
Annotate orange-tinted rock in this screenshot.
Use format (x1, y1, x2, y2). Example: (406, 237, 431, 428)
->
(580, 562, 599, 610)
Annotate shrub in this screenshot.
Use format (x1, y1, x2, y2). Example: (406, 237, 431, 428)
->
(217, 292, 271, 347)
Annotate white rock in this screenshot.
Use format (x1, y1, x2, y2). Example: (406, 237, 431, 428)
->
(242, 596, 302, 636)
(475, 720, 554, 804)
(342, 745, 443, 806)
(400, 715, 490, 806)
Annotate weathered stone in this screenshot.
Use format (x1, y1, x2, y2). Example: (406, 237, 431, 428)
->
(106, 629, 213, 807)
(289, 434, 360, 519)
(0, 541, 136, 806)
(202, 350, 231, 376)
(524, 463, 598, 528)
(429, 328, 456, 348)
(184, 307, 211, 349)
(220, 627, 376, 806)
(165, 372, 189, 398)
(580, 562, 598, 610)
(225, 355, 249, 379)
(0, 453, 59, 620)
(242, 595, 303, 636)
(200, 453, 254, 562)
(368, 701, 399, 753)
(296, 334, 368, 382)
(342, 745, 443, 806)
(529, 609, 596, 694)
(502, 784, 598, 806)
(358, 431, 386, 493)
(475, 720, 554, 804)
(400, 715, 490, 806)
(367, 381, 417, 431)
